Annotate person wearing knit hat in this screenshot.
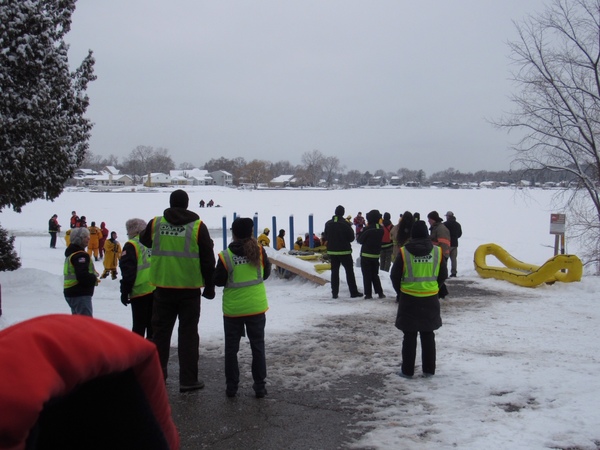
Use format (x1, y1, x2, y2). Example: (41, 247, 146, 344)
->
(139, 189, 215, 393)
(444, 211, 463, 277)
(120, 218, 155, 339)
(427, 211, 451, 260)
(215, 217, 272, 398)
(170, 189, 189, 209)
(390, 220, 448, 379)
(357, 209, 385, 299)
(323, 205, 362, 299)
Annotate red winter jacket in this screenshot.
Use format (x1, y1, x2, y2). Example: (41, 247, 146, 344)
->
(0, 315, 179, 450)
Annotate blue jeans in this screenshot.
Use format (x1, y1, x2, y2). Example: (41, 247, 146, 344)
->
(65, 295, 93, 317)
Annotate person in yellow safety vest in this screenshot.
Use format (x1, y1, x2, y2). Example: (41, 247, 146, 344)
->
(101, 231, 122, 280)
(257, 228, 270, 247)
(63, 227, 99, 317)
(87, 221, 101, 261)
(119, 218, 156, 339)
(390, 220, 448, 379)
(139, 189, 216, 393)
(215, 217, 271, 399)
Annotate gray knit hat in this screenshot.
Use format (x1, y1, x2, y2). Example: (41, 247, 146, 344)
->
(125, 218, 147, 239)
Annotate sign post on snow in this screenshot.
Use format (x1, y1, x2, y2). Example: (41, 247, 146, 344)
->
(550, 213, 566, 256)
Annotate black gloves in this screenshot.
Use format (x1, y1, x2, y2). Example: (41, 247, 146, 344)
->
(202, 286, 215, 300)
(438, 283, 449, 299)
(121, 292, 130, 306)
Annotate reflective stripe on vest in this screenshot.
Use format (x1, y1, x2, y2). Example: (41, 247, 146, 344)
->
(64, 251, 95, 288)
(220, 247, 268, 317)
(149, 217, 204, 288)
(128, 237, 155, 298)
(399, 246, 441, 297)
(221, 248, 263, 288)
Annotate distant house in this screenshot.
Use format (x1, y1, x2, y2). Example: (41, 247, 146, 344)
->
(368, 176, 385, 186)
(269, 175, 296, 187)
(94, 172, 133, 186)
(169, 169, 213, 186)
(389, 176, 401, 186)
(210, 170, 233, 187)
(142, 173, 170, 187)
(104, 166, 120, 175)
(480, 181, 498, 188)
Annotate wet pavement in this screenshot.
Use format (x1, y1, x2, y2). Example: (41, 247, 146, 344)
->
(164, 279, 495, 450)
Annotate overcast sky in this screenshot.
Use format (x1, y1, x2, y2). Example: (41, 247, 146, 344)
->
(66, 0, 547, 175)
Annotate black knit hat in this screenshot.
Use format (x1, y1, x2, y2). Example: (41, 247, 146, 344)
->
(232, 217, 254, 239)
(366, 209, 381, 223)
(335, 205, 345, 216)
(411, 220, 429, 239)
(427, 211, 442, 223)
(170, 189, 189, 208)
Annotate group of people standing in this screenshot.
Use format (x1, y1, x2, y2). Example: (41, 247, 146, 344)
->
(62, 190, 269, 399)
(325, 205, 462, 379)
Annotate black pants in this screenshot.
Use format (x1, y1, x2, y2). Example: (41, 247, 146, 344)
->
(330, 254, 360, 297)
(223, 314, 266, 393)
(360, 257, 383, 297)
(151, 290, 201, 385)
(130, 293, 154, 339)
(49, 232, 57, 248)
(401, 331, 436, 376)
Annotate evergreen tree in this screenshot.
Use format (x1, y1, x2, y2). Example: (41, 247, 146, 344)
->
(0, 0, 96, 212)
(0, 227, 20, 272)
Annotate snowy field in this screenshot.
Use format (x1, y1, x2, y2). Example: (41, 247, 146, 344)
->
(1, 186, 599, 449)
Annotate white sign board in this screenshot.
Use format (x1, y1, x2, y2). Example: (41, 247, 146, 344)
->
(550, 213, 566, 235)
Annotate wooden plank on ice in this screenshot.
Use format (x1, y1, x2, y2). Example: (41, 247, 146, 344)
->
(268, 257, 329, 286)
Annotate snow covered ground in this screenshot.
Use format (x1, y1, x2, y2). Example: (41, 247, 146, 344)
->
(1, 186, 599, 449)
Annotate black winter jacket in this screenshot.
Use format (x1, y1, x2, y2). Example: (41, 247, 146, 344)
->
(390, 238, 448, 332)
(357, 223, 383, 257)
(323, 215, 355, 253)
(64, 244, 97, 298)
(444, 217, 463, 247)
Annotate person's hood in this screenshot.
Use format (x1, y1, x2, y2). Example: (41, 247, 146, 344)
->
(227, 240, 246, 256)
(163, 207, 200, 225)
(64, 244, 85, 258)
(404, 238, 434, 257)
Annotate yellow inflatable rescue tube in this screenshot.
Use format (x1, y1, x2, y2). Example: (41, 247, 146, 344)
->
(474, 243, 582, 287)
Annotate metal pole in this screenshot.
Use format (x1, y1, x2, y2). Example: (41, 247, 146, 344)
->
(289, 215, 294, 251)
(308, 214, 314, 248)
(222, 216, 227, 251)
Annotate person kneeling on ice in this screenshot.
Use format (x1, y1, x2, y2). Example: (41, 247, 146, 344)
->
(215, 217, 271, 399)
(390, 220, 448, 379)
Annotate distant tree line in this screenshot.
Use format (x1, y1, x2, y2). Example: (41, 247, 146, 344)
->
(83, 146, 579, 187)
